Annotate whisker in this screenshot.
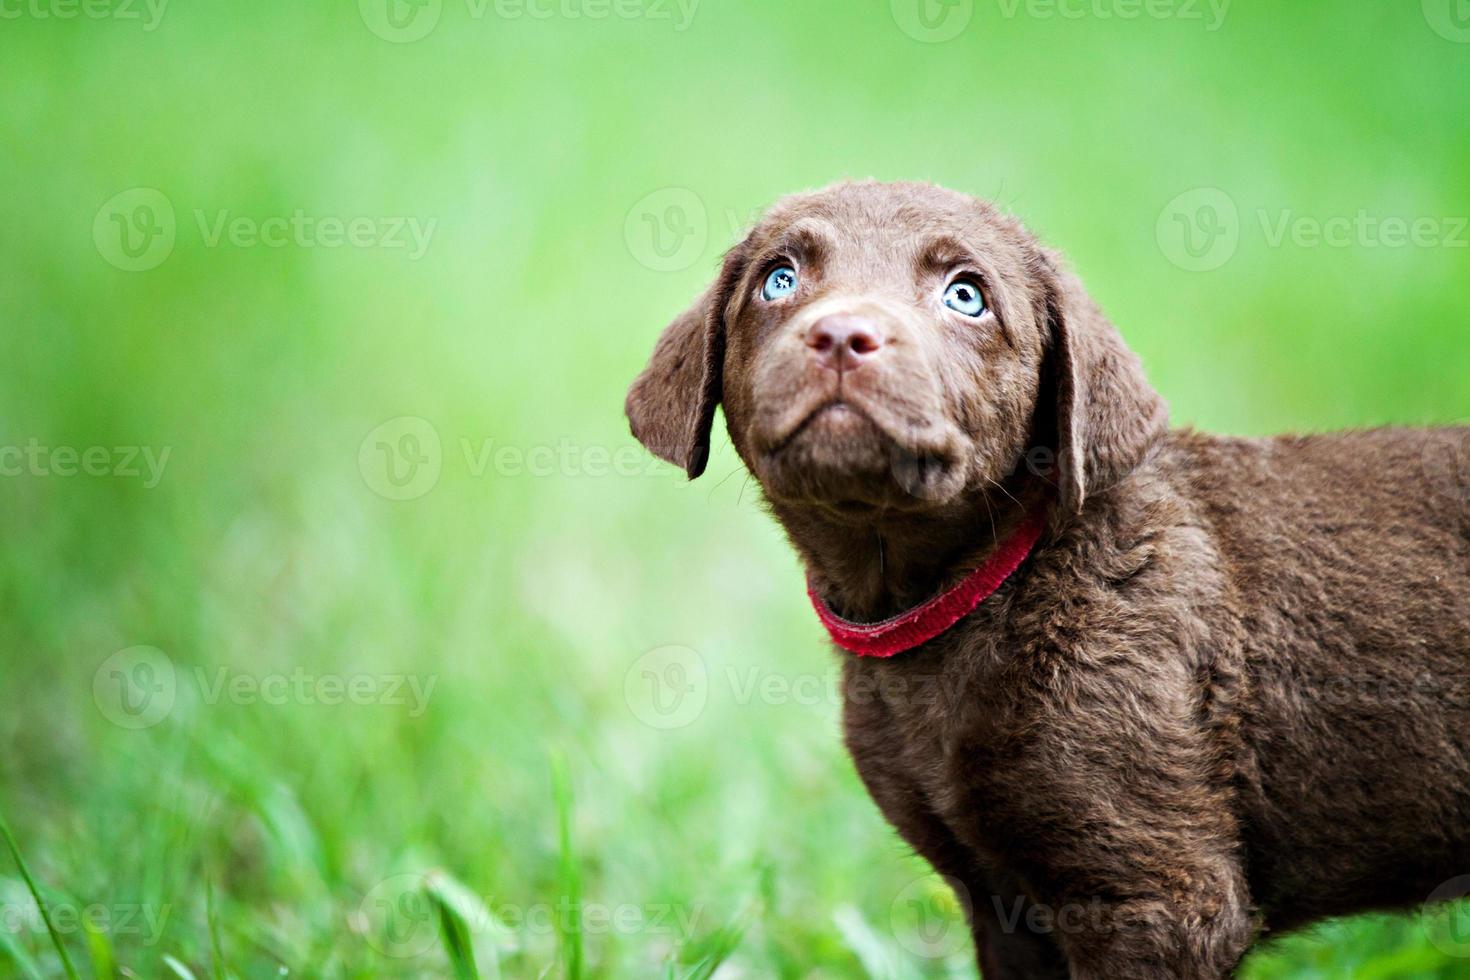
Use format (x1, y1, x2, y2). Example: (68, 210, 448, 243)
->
(986, 477, 1024, 512)
(705, 467, 740, 499)
(708, 465, 743, 500)
(737, 471, 755, 508)
(982, 490, 998, 550)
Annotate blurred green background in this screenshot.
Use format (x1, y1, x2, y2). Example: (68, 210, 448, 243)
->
(2, 0, 1469, 976)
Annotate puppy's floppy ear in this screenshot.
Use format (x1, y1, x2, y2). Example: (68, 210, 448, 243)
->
(1040, 249, 1168, 512)
(625, 243, 749, 479)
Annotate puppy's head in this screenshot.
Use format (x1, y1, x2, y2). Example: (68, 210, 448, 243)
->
(626, 181, 1167, 520)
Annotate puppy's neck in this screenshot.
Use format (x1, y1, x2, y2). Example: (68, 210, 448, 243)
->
(772, 481, 1048, 624)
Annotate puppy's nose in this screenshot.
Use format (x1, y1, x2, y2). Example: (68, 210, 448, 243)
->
(805, 314, 884, 373)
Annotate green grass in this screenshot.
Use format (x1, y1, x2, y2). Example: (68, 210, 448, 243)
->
(1, 0, 1469, 975)
(0, 810, 80, 980)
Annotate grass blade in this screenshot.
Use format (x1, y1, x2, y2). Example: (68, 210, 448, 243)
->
(679, 903, 750, 980)
(206, 879, 226, 980)
(550, 752, 582, 980)
(0, 925, 45, 980)
(831, 905, 923, 980)
(424, 873, 481, 980)
(0, 809, 80, 980)
(161, 954, 200, 980)
(81, 916, 115, 980)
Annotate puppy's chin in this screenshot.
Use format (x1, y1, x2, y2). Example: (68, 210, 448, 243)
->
(754, 405, 968, 518)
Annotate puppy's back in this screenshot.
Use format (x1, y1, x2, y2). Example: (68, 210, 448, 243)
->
(1168, 427, 1470, 924)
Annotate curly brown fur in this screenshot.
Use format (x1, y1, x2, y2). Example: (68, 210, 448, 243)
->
(626, 180, 1470, 978)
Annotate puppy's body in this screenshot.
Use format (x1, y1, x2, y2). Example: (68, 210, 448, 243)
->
(1180, 430, 1470, 921)
(626, 181, 1470, 977)
(844, 428, 1470, 977)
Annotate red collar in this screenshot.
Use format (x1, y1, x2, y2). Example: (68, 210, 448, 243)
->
(807, 508, 1048, 658)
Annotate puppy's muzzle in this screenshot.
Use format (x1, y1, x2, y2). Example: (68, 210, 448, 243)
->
(804, 313, 885, 374)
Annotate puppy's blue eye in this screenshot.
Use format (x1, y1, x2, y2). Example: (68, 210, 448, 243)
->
(762, 266, 799, 301)
(943, 279, 986, 317)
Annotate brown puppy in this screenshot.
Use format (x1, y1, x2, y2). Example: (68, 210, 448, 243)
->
(626, 180, 1470, 978)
